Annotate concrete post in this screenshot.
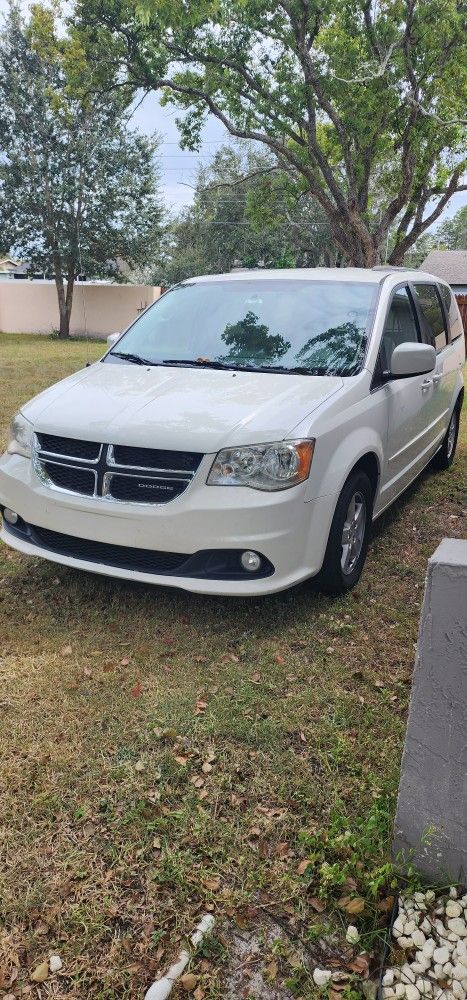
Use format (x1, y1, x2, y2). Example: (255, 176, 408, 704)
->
(393, 538, 467, 884)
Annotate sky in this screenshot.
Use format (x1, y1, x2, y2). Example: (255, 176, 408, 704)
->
(1, 0, 465, 222)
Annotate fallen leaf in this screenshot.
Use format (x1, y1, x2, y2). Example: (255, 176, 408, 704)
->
(134, 760, 145, 772)
(203, 878, 220, 891)
(348, 953, 369, 977)
(180, 973, 198, 990)
(296, 859, 312, 875)
(343, 897, 365, 915)
(175, 755, 189, 766)
(131, 682, 143, 698)
(31, 962, 49, 983)
(120, 656, 130, 666)
(202, 762, 213, 774)
(194, 988, 205, 1000)
(309, 895, 326, 912)
(61, 645, 72, 657)
(153, 837, 161, 850)
(191, 776, 205, 788)
(266, 959, 278, 980)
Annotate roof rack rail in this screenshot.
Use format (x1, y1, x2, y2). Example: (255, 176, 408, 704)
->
(372, 265, 407, 271)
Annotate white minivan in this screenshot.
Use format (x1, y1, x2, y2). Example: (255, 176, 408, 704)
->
(1, 268, 464, 596)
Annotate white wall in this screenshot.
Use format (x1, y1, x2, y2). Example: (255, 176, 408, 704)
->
(0, 281, 162, 337)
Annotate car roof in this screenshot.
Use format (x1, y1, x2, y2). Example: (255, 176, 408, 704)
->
(182, 267, 448, 286)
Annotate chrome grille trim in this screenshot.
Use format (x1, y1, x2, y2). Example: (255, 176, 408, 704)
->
(32, 435, 200, 504)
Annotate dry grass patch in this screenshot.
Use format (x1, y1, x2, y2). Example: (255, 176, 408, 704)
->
(0, 334, 465, 999)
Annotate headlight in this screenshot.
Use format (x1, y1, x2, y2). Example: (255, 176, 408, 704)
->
(207, 440, 315, 491)
(7, 412, 34, 458)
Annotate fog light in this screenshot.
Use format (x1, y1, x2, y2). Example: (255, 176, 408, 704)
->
(241, 550, 261, 573)
(3, 508, 18, 525)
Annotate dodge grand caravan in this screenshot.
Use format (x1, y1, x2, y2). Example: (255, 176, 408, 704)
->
(1, 268, 464, 596)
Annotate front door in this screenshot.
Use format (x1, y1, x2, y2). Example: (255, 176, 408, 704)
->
(376, 285, 438, 512)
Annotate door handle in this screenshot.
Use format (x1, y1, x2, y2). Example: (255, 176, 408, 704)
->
(421, 378, 432, 391)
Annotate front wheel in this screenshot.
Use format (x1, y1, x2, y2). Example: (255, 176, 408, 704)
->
(430, 405, 460, 470)
(317, 470, 373, 595)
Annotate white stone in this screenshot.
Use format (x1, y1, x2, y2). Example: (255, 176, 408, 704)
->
(421, 919, 432, 934)
(415, 953, 430, 970)
(394, 917, 405, 937)
(434, 948, 450, 965)
(402, 966, 417, 984)
(313, 969, 332, 987)
(452, 966, 467, 981)
(383, 989, 395, 999)
(450, 889, 458, 899)
(451, 982, 465, 1000)
(346, 925, 360, 945)
(49, 956, 62, 973)
(405, 986, 420, 1000)
(434, 965, 444, 978)
(413, 931, 426, 949)
(459, 956, 467, 970)
(443, 962, 454, 976)
(400, 937, 415, 949)
(383, 971, 395, 986)
(395, 985, 406, 997)
(426, 892, 436, 904)
(447, 904, 463, 919)
(448, 919, 467, 938)
(412, 964, 427, 976)
(416, 978, 431, 995)
(423, 941, 436, 958)
(405, 921, 417, 934)
(415, 894, 426, 904)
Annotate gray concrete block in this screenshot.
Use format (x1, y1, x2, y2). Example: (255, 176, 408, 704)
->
(393, 538, 467, 884)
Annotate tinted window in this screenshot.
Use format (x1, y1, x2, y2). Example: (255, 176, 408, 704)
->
(106, 279, 378, 377)
(380, 287, 419, 370)
(439, 284, 463, 342)
(412, 284, 447, 351)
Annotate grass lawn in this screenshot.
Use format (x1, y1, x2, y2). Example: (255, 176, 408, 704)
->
(0, 333, 465, 1000)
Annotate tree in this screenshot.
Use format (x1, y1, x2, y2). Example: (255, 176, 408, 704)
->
(0, 3, 163, 337)
(143, 144, 339, 286)
(404, 204, 467, 266)
(76, 0, 467, 268)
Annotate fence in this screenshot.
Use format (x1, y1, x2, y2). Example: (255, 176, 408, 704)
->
(455, 294, 467, 352)
(0, 281, 162, 337)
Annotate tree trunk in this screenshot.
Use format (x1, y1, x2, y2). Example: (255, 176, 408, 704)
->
(53, 260, 74, 338)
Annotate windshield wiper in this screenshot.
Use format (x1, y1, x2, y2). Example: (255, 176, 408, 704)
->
(162, 358, 238, 370)
(162, 359, 325, 375)
(251, 364, 325, 375)
(111, 351, 159, 366)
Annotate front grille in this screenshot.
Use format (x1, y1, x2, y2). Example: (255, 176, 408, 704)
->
(37, 433, 101, 461)
(106, 474, 187, 504)
(30, 525, 188, 574)
(112, 444, 202, 473)
(43, 462, 95, 496)
(33, 434, 202, 505)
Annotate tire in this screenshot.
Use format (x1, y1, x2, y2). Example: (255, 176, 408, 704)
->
(430, 404, 460, 471)
(317, 470, 373, 595)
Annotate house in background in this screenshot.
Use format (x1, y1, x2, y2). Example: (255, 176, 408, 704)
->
(421, 250, 467, 347)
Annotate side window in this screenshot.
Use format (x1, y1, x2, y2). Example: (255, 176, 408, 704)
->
(380, 286, 419, 371)
(412, 283, 447, 351)
(439, 283, 463, 342)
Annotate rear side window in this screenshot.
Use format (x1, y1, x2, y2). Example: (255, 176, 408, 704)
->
(439, 284, 463, 342)
(412, 283, 447, 351)
(380, 287, 419, 370)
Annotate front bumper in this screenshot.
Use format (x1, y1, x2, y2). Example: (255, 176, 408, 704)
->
(0, 452, 336, 596)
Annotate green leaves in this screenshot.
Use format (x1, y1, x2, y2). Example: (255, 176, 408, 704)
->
(76, 0, 467, 265)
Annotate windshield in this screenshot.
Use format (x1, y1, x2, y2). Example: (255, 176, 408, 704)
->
(106, 279, 378, 376)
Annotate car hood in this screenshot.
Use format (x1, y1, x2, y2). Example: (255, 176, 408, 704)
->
(22, 362, 343, 453)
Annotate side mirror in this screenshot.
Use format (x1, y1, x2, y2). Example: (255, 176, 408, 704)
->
(390, 342, 436, 379)
(107, 331, 122, 349)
